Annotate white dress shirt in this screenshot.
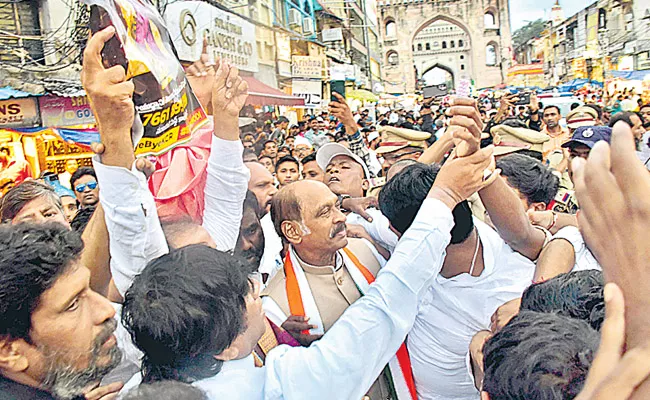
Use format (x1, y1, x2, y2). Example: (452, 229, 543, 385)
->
(408, 218, 535, 400)
(259, 213, 284, 279)
(94, 158, 170, 390)
(202, 137, 251, 252)
(346, 208, 399, 253)
(122, 198, 454, 400)
(93, 158, 169, 297)
(552, 226, 601, 272)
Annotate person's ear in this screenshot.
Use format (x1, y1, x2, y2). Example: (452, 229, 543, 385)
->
(530, 202, 547, 212)
(281, 221, 303, 245)
(480, 392, 490, 400)
(0, 338, 30, 373)
(361, 179, 370, 192)
(214, 346, 239, 362)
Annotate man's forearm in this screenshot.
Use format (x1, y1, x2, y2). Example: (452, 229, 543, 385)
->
(479, 176, 545, 260)
(80, 204, 111, 296)
(214, 117, 239, 141)
(418, 134, 454, 165)
(98, 127, 135, 169)
(533, 239, 575, 282)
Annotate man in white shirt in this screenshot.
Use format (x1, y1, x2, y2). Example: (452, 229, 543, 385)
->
(119, 143, 497, 399)
(379, 98, 547, 400)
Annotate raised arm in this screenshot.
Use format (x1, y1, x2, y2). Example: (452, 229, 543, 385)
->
(189, 58, 251, 251)
(266, 139, 498, 399)
(448, 97, 546, 260)
(418, 129, 454, 165)
(330, 93, 373, 174)
(82, 27, 168, 297)
(572, 122, 650, 399)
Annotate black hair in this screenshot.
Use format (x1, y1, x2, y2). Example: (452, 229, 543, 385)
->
(378, 162, 474, 244)
(543, 105, 561, 115)
(515, 149, 544, 161)
(483, 311, 598, 400)
(70, 205, 96, 234)
(584, 104, 603, 120)
(301, 152, 317, 165)
(570, 103, 580, 111)
(123, 381, 207, 400)
(122, 245, 250, 384)
(263, 140, 276, 149)
(0, 223, 83, 341)
(521, 270, 605, 331)
(496, 154, 559, 206)
(608, 111, 641, 128)
(70, 166, 97, 189)
(1, 180, 63, 222)
(242, 148, 258, 162)
(275, 155, 300, 172)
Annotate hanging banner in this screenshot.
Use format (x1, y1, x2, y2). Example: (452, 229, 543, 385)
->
(0, 98, 40, 128)
(39, 96, 96, 127)
(165, 1, 259, 72)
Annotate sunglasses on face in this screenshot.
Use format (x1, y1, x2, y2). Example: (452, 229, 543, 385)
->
(75, 181, 98, 193)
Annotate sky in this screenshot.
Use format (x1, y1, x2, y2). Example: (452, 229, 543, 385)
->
(509, 0, 597, 31)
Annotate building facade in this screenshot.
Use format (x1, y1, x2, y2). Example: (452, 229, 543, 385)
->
(513, 0, 650, 87)
(379, 0, 512, 93)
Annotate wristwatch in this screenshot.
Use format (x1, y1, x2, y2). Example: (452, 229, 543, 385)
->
(336, 194, 351, 212)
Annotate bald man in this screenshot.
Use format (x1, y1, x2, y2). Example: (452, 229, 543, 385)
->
(262, 180, 398, 400)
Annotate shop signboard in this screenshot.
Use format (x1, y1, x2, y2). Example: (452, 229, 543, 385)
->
(0, 98, 39, 128)
(292, 56, 323, 79)
(39, 96, 96, 127)
(292, 79, 322, 108)
(165, 1, 259, 72)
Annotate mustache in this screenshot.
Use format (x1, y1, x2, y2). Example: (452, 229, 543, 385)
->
(329, 223, 346, 239)
(94, 318, 118, 352)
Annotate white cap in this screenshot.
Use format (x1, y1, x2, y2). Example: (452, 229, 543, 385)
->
(367, 131, 379, 142)
(294, 136, 312, 148)
(316, 143, 370, 178)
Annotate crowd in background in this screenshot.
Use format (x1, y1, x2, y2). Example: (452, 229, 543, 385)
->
(2, 26, 650, 400)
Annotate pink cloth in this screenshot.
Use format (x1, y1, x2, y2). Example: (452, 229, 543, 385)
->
(148, 120, 213, 224)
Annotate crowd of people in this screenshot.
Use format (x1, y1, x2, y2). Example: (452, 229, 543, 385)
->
(2, 26, 650, 400)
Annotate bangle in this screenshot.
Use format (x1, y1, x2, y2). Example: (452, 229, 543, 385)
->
(548, 211, 558, 231)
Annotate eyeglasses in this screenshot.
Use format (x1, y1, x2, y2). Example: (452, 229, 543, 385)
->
(75, 181, 98, 193)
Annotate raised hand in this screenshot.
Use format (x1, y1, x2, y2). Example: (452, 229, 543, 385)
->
(81, 26, 135, 168)
(447, 97, 484, 157)
(329, 93, 356, 130)
(211, 60, 249, 120)
(185, 39, 216, 113)
(429, 145, 499, 210)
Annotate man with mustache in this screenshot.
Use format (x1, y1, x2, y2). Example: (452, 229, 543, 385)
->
(0, 223, 122, 400)
(262, 179, 397, 400)
(235, 191, 265, 271)
(246, 161, 284, 281)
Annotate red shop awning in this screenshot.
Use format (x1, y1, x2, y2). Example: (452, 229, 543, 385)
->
(242, 76, 305, 107)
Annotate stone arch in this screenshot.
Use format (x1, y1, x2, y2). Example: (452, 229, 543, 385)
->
(384, 17, 397, 38)
(411, 15, 473, 46)
(484, 6, 498, 28)
(421, 63, 455, 88)
(485, 41, 499, 66)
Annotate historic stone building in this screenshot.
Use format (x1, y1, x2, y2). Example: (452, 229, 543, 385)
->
(379, 0, 513, 93)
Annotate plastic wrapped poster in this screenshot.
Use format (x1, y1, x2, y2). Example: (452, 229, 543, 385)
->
(86, 0, 207, 157)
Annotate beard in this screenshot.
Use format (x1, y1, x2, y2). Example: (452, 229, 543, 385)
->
(40, 319, 122, 400)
